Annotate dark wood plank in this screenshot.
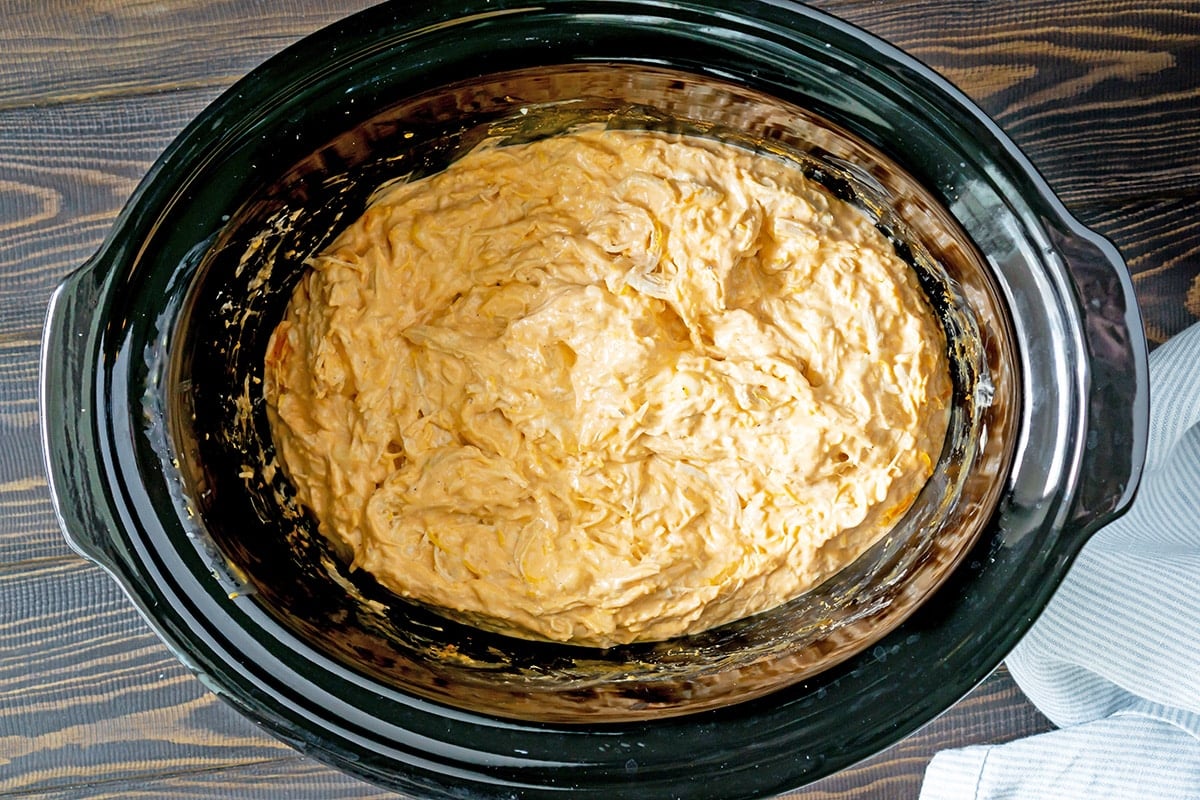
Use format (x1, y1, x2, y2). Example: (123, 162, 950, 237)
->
(0, 0, 377, 108)
(0, 557, 298, 795)
(1076, 195, 1200, 345)
(25, 757, 396, 800)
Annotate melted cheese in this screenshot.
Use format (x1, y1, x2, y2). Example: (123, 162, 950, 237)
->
(263, 129, 951, 646)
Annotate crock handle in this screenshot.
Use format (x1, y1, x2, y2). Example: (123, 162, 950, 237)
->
(1058, 228, 1150, 535)
(40, 257, 123, 572)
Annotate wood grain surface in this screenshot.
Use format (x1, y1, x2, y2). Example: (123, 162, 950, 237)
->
(3, 1, 1197, 798)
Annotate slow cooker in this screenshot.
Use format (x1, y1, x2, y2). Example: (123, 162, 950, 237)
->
(40, 2, 1148, 798)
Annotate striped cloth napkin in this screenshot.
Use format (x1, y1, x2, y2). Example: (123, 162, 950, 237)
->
(920, 321, 1200, 800)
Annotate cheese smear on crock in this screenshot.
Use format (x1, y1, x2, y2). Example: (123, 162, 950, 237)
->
(263, 128, 951, 647)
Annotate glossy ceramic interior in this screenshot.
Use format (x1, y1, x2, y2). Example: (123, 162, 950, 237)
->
(40, 2, 1148, 799)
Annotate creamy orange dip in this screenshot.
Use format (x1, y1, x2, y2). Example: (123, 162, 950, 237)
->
(263, 128, 951, 647)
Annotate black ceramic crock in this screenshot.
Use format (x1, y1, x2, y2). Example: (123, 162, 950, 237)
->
(40, 2, 1148, 798)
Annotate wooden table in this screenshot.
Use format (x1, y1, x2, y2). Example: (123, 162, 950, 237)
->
(3, 2, 1197, 797)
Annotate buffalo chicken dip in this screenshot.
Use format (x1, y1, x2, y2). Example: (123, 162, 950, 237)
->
(263, 128, 951, 647)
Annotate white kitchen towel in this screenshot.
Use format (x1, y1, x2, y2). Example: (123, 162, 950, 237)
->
(920, 320, 1200, 800)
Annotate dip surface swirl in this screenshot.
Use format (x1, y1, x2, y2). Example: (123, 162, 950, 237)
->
(264, 128, 951, 646)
